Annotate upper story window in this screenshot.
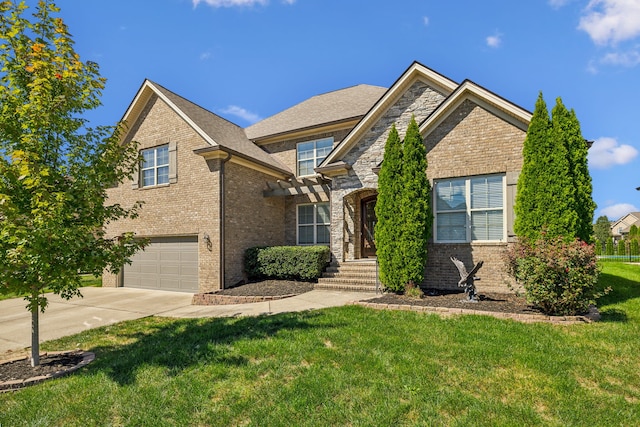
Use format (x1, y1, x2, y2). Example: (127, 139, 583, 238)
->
(435, 174, 505, 242)
(141, 145, 169, 187)
(297, 137, 333, 176)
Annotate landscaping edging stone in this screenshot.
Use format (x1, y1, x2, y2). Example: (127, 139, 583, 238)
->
(0, 350, 95, 393)
(192, 293, 298, 305)
(351, 301, 601, 324)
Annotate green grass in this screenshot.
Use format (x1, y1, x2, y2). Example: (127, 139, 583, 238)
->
(0, 274, 102, 302)
(1, 264, 639, 426)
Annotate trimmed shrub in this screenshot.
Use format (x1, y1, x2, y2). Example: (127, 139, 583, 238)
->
(617, 240, 627, 256)
(505, 236, 603, 316)
(631, 239, 640, 256)
(244, 246, 331, 281)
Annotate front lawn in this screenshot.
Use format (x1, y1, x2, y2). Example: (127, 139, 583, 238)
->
(0, 274, 102, 302)
(1, 264, 638, 426)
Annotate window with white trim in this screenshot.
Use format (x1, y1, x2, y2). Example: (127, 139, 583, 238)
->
(297, 137, 333, 176)
(141, 145, 169, 187)
(297, 203, 330, 245)
(435, 174, 505, 242)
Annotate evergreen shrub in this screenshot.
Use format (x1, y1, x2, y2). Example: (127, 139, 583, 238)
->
(244, 246, 331, 281)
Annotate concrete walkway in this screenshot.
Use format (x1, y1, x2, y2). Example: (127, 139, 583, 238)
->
(0, 287, 376, 356)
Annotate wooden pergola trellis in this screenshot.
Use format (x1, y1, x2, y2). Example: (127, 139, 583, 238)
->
(263, 175, 331, 197)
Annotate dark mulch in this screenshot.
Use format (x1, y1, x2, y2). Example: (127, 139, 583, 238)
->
(0, 352, 85, 384)
(369, 290, 544, 315)
(216, 280, 315, 296)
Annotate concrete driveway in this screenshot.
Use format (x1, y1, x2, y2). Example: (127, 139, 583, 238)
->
(0, 287, 375, 357)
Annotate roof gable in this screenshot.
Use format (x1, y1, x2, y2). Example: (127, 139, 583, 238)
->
(420, 79, 532, 136)
(611, 212, 640, 230)
(318, 62, 458, 167)
(121, 80, 291, 176)
(245, 84, 387, 142)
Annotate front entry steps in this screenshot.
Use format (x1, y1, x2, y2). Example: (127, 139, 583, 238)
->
(316, 260, 380, 292)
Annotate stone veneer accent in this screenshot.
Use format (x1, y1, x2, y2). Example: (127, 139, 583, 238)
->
(330, 80, 446, 263)
(328, 81, 527, 293)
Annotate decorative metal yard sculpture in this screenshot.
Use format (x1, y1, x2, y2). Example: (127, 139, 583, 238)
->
(450, 257, 484, 302)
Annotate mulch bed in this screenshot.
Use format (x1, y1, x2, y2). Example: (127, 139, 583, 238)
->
(369, 290, 543, 315)
(216, 280, 315, 296)
(0, 350, 95, 392)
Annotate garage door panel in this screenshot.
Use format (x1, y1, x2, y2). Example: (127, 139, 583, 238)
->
(124, 236, 198, 292)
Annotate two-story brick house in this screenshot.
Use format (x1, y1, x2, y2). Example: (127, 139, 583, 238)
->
(103, 61, 531, 294)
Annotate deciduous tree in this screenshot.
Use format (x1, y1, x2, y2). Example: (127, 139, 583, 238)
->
(0, 0, 144, 366)
(593, 215, 611, 244)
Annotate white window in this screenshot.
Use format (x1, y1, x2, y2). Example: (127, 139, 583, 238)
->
(141, 145, 169, 187)
(435, 175, 505, 242)
(297, 203, 330, 245)
(297, 137, 333, 176)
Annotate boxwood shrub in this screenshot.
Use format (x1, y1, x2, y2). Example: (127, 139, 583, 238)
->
(244, 246, 331, 281)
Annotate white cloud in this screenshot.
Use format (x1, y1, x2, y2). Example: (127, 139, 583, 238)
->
(601, 48, 640, 66)
(423, 16, 430, 26)
(193, 0, 268, 8)
(199, 51, 212, 60)
(282, 0, 296, 4)
(578, 0, 640, 46)
(549, 0, 573, 8)
(220, 105, 262, 124)
(600, 203, 640, 220)
(486, 32, 502, 48)
(588, 137, 639, 169)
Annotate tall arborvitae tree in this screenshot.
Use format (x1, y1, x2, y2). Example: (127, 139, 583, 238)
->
(553, 98, 595, 242)
(374, 124, 404, 291)
(515, 93, 577, 241)
(606, 237, 615, 255)
(398, 116, 432, 288)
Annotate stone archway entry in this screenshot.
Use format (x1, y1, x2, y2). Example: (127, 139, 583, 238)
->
(361, 195, 377, 258)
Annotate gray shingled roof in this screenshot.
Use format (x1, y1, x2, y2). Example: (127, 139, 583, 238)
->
(245, 84, 387, 141)
(150, 81, 292, 175)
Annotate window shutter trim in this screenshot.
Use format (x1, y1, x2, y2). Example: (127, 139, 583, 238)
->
(169, 141, 177, 184)
(131, 162, 139, 189)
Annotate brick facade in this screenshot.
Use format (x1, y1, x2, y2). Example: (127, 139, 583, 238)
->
(105, 62, 529, 295)
(104, 94, 222, 292)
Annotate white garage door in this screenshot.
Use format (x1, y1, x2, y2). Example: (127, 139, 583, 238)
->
(123, 236, 199, 292)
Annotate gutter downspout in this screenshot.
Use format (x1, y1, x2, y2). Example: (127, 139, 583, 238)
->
(219, 152, 232, 289)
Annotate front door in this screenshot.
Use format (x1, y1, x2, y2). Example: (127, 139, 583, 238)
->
(361, 196, 377, 258)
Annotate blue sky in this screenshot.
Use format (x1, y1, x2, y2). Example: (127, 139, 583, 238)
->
(48, 0, 640, 221)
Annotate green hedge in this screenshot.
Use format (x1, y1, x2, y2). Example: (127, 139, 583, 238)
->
(244, 246, 331, 281)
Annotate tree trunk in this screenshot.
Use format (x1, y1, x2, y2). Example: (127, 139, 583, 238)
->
(30, 300, 39, 367)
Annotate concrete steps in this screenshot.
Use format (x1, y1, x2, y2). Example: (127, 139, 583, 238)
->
(316, 261, 380, 292)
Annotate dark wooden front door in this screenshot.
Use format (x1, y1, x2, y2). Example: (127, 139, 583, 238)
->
(361, 196, 377, 258)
